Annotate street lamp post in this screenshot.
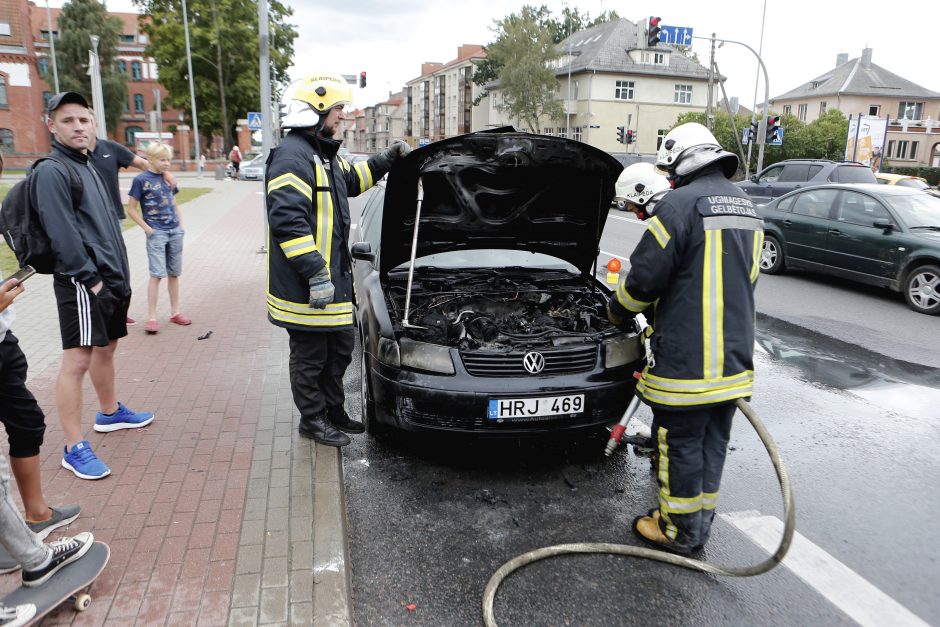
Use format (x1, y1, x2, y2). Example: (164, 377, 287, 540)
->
(182, 0, 201, 166)
(88, 35, 106, 139)
(44, 0, 60, 93)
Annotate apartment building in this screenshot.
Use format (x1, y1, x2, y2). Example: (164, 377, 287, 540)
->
(770, 49, 940, 168)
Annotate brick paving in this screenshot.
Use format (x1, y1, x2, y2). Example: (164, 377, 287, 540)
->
(0, 177, 351, 625)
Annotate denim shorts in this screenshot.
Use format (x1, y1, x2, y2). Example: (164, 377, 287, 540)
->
(146, 226, 184, 277)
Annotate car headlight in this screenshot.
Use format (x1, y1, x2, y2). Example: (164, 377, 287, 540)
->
(604, 333, 643, 368)
(399, 338, 455, 375)
(377, 337, 400, 367)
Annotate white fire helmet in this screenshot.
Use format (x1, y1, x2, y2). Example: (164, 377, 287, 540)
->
(655, 122, 738, 179)
(614, 162, 671, 214)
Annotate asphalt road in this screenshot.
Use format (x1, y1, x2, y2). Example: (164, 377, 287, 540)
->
(342, 192, 939, 625)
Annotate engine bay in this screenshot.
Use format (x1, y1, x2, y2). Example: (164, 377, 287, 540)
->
(385, 269, 619, 350)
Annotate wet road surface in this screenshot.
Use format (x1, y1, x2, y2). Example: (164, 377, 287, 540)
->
(341, 317, 940, 625)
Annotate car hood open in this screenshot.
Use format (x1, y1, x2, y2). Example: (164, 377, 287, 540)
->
(379, 129, 622, 275)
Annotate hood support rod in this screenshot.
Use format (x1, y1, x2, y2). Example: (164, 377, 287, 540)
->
(401, 177, 424, 329)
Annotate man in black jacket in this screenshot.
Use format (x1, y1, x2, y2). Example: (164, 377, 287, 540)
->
(265, 73, 410, 446)
(33, 92, 154, 480)
(608, 122, 764, 555)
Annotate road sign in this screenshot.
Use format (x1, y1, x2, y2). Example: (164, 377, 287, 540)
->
(769, 128, 784, 146)
(742, 127, 750, 145)
(659, 25, 694, 46)
(247, 112, 262, 130)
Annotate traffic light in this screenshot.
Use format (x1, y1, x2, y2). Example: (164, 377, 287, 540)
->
(647, 16, 662, 47)
(766, 115, 781, 143)
(748, 121, 759, 144)
(359, 71, 367, 88)
(616, 126, 625, 144)
(626, 129, 636, 145)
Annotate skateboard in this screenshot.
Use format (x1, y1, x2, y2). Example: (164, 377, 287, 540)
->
(1, 542, 109, 625)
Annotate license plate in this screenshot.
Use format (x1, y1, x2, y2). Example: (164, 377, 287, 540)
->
(487, 394, 584, 421)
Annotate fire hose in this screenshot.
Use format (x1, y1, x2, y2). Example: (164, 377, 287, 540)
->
(481, 324, 795, 626)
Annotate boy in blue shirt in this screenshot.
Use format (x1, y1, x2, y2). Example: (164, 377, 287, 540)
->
(126, 143, 191, 334)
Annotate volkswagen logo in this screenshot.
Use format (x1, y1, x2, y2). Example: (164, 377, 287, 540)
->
(522, 351, 545, 375)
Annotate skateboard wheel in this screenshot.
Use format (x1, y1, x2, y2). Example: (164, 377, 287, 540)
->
(75, 593, 91, 611)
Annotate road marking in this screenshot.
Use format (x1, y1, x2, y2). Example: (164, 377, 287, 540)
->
(722, 512, 929, 627)
(608, 214, 645, 225)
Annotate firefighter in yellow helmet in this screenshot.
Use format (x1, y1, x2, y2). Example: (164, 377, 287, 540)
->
(265, 72, 411, 446)
(608, 123, 763, 554)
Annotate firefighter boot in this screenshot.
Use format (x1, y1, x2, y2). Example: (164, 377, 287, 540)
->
(631, 509, 693, 557)
(326, 406, 365, 434)
(299, 413, 351, 447)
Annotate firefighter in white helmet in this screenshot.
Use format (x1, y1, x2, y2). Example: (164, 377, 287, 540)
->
(608, 122, 764, 554)
(614, 162, 671, 221)
(265, 72, 412, 446)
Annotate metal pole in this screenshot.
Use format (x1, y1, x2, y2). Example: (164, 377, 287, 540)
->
(89, 35, 106, 139)
(44, 0, 59, 93)
(258, 0, 271, 254)
(182, 0, 201, 164)
(153, 88, 162, 136)
(564, 10, 573, 138)
(745, 0, 767, 178)
(706, 33, 715, 131)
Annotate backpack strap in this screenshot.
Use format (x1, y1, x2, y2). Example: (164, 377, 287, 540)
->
(30, 155, 84, 212)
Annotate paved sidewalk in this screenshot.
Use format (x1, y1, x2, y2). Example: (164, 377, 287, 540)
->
(0, 179, 352, 625)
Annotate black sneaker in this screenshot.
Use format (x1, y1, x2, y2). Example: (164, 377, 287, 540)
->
(21, 532, 93, 588)
(27, 505, 81, 540)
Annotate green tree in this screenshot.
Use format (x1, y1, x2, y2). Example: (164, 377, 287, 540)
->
(54, 0, 127, 136)
(472, 5, 618, 105)
(133, 0, 297, 149)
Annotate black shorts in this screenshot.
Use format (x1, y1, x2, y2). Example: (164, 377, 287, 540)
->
(53, 275, 130, 350)
(0, 333, 46, 458)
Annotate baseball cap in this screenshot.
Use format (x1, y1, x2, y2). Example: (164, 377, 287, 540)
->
(45, 91, 90, 116)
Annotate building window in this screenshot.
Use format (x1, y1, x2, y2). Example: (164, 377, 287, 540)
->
(0, 76, 7, 108)
(117, 61, 126, 74)
(544, 127, 553, 136)
(572, 126, 583, 142)
(133, 93, 144, 113)
(797, 103, 808, 121)
(819, 102, 827, 115)
(654, 52, 665, 64)
(887, 140, 895, 157)
(674, 84, 692, 104)
(40, 30, 57, 41)
(910, 142, 918, 160)
(42, 91, 52, 107)
(615, 81, 635, 100)
(125, 125, 142, 144)
(868, 105, 880, 116)
(572, 80, 579, 100)
(896, 140, 909, 159)
(657, 128, 668, 150)
(38, 57, 49, 75)
(123, 97, 129, 112)
(120, 34, 135, 43)
(0, 129, 13, 151)
(131, 61, 142, 80)
(898, 101, 923, 120)
(0, 22, 10, 37)
(783, 104, 791, 115)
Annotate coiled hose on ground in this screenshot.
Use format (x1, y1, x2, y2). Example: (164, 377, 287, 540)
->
(482, 398, 795, 627)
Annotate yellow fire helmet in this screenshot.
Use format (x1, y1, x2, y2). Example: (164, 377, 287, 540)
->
(281, 73, 354, 129)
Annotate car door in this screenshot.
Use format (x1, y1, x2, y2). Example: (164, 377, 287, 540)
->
(782, 188, 840, 264)
(741, 164, 784, 204)
(824, 190, 899, 282)
(772, 164, 812, 199)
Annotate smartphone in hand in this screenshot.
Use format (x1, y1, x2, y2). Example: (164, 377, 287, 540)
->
(7, 265, 36, 285)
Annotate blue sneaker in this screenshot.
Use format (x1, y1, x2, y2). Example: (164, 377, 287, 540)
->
(93, 402, 155, 433)
(62, 441, 110, 480)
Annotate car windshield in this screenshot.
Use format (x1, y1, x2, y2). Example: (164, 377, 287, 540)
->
(883, 192, 940, 228)
(393, 249, 579, 273)
(896, 178, 930, 190)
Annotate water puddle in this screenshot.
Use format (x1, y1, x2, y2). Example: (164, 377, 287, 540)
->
(756, 314, 940, 418)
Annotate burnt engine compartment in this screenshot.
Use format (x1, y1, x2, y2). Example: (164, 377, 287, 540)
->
(386, 270, 618, 350)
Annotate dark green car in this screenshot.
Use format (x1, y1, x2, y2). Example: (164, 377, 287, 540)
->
(759, 184, 940, 315)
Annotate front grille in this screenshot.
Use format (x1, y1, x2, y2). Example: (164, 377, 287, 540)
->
(460, 345, 597, 377)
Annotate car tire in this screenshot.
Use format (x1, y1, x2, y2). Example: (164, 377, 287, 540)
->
(360, 347, 386, 436)
(903, 264, 940, 315)
(760, 235, 785, 275)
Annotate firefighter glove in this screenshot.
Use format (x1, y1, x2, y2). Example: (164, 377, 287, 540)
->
(383, 140, 412, 163)
(308, 267, 334, 309)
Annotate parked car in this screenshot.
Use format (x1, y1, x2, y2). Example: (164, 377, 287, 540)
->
(739, 159, 877, 204)
(758, 184, 940, 314)
(350, 129, 644, 436)
(239, 153, 266, 180)
(875, 172, 940, 198)
(225, 152, 259, 179)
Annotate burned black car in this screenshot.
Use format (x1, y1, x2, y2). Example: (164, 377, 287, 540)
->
(350, 129, 643, 435)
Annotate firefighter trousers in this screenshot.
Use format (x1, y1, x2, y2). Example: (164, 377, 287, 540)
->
(653, 403, 736, 552)
(286, 328, 355, 421)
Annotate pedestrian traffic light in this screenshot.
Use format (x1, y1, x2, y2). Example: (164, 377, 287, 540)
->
(647, 16, 662, 47)
(359, 71, 367, 88)
(616, 126, 625, 144)
(748, 121, 759, 144)
(626, 129, 636, 144)
(766, 115, 781, 143)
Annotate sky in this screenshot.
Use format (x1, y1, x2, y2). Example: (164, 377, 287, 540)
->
(63, 0, 940, 114)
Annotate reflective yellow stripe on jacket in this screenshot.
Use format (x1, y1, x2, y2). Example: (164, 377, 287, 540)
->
(266, 294, 353, 327)
(637, 368, 753, 406)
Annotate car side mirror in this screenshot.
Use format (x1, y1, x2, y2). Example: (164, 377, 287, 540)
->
(750, 175, 758, 183)
(873, 218, 894, 231)
(350, 241, 375, 262)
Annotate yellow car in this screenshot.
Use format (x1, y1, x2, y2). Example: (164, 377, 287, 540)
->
(875, 173, 940, 197)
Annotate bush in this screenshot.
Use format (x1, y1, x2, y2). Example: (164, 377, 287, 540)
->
(886, 166, 940, 186)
